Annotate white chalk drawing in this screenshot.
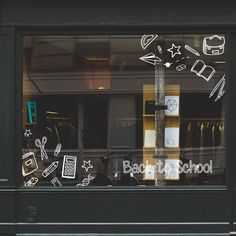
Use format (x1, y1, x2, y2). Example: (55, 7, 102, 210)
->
(203, 35, 225, 56)
(35, 136, 48, 160)
(184, 45, 200, 56)
(163, 62, 172, 68)
(62, 155, 77, 179)
(22, 152, 38, 177)
(167, 43, 181, 58)
(191, 60, 215, 82)
(51, 177, 62, 187)
(209, 74, 225, 102)
(164, 159, 180, 180)
(114, 173, 119, 178)
(24, 129, 32, 138)
(157, 45, 163, 54)
(139, 53, 162, 65)
(42, 161, 59, 178)
(165, 127, 179, 148)
(176, 64, 186, 71)
(25, 177, 39, 187)
(141, 34, 158, 49)
(214, 80, 225, 102)
(81, 160, 93, 172)
(54, 143, 62, 156)
(76, 174, 95, 187)
(165, 96, 179, 116)
(175, 56, 188, 64)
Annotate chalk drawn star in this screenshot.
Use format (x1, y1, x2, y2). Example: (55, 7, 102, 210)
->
(167, 43, 181, 58)
(24, 129, 32, 138)
(82, 160, 93, 172)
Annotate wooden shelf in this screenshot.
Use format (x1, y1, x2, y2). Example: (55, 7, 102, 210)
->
(143, 84, 181, 181)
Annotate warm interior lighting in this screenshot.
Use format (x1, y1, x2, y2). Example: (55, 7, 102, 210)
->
(85, 57, 108, 61)
(46, 111, 59, 115)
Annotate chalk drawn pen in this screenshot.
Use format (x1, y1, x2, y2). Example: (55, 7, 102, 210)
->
(42, 161, 59, 178)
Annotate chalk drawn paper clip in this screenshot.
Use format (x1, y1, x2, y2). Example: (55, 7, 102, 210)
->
(35, 136, 48, 160)
(141, 35, 158, 49)
(42, 161, 59, 178)
(54, 143, 62, 156)
(157, 45, 163, 54)
(191, 60, 215, 82)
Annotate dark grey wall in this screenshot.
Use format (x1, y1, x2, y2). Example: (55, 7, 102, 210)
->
(0, 0, 236, 235)
(1, 0, 236, 27)
(231, 33, 236, 232)
(0, 28, 16, 235)
(0, 28, 15, 187)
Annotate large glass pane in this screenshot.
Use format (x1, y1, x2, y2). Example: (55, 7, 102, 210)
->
(22, 34, 226, 187)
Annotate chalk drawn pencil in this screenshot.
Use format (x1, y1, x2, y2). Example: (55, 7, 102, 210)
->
(42, 161, 59, 178)
(185, 45, 200, 56)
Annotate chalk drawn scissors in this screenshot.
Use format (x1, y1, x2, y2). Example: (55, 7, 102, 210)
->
(35, 136, 48, 160)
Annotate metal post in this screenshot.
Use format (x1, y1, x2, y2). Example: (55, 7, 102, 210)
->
(154, 62, 166, 185)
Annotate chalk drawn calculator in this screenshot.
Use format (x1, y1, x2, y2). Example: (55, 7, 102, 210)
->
(62, 155, 77, 179)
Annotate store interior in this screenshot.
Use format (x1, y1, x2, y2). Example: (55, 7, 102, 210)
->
(22, 35, 226, 187)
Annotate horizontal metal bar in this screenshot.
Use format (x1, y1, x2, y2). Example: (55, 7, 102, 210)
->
(16, 233, 230, 236)
(0, 179, 8, 181)
(0, 187, 229, 192)
(0, 222, 230, 226)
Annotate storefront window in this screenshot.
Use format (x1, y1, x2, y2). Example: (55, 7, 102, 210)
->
(22, 34, 226, 187)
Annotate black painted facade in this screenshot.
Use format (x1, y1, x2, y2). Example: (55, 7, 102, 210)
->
(0, 1, 236, 235)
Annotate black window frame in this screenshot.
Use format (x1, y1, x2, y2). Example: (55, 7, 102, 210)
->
(9, 26, 235, 234)
(17, 27, 232, 190)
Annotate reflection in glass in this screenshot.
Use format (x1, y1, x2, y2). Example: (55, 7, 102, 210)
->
(22, 34, 226, 187)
